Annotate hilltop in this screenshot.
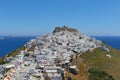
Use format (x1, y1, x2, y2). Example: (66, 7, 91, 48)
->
(25, 26, 117, 80)
(1, 26, 120, 80)
(53, 26, 79, 35)
(26, 26, 120, 80)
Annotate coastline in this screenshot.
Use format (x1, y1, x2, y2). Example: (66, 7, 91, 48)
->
(0, 46, 25, 64)
(0, 36, 35, 58)
(0, 27, 120, 80)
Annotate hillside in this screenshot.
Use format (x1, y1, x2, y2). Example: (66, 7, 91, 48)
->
(1, 26, 120, 80)
(65, 46, 120, 80)
(0, 46, 25, 64)
(25, 26, 120, 80)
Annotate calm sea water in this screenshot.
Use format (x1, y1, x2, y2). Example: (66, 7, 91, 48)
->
(94, 36, 120, 50)
(0, 36, 35, 58)
(0, 36, 120, 58)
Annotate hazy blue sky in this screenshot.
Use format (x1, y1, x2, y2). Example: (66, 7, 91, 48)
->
(0, 0, 120, 36)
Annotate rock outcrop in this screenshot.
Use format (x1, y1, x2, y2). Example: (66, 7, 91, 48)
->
(53, 26, 79, 35)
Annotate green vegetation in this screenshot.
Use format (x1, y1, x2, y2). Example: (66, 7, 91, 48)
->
(0, 60, 7, 65)
(88, 68, 115, 80)
(65, 47, 120, 80)
(7, 46, 25, 57)
(0, 46, 25, 65)
(24, 53, 29, 57)
(81, 47, 120, 80)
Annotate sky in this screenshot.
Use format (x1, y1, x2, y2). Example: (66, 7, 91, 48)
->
(0, 0, 120, 36)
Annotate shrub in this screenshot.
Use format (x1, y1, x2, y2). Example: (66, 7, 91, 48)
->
(88, 68, 115, 80)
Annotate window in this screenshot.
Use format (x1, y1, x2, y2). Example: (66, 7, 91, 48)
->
(58, 77, 61, 79)
(51, 77, 54, 79)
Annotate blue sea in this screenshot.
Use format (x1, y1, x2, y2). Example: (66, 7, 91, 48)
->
(0, 36, 35, 58)
(94, 36, 120, 50)
(0, 36, 120, 58)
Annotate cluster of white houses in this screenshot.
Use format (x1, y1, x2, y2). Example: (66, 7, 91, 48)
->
(1, 29, 110, 80)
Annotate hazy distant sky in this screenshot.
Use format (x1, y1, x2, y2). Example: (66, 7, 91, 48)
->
(0, 0, 120, 36)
